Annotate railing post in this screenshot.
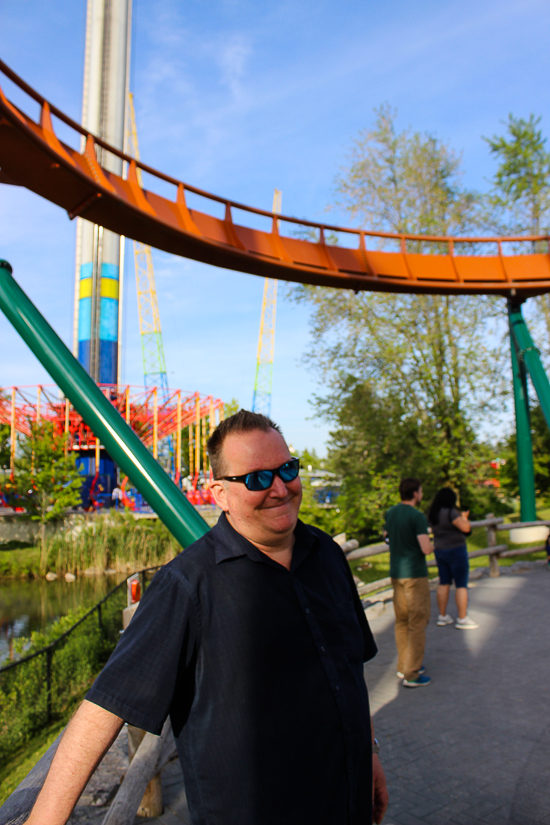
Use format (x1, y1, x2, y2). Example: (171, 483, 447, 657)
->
(486, 514, 500, 577)
(97, 602, 103, 635)
(46, 647, 53, 724)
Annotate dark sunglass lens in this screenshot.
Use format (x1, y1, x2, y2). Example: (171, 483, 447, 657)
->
(246, 470, 274, 491)
(279, 460, 299, 482)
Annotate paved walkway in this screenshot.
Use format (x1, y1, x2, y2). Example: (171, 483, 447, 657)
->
(72, 562, 550, 824)
(365, 562, 550, 825)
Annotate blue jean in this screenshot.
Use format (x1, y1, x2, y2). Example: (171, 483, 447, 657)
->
(434, 544, 469, 588)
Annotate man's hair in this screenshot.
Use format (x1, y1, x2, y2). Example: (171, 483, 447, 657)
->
(399, 477, 422, 501)
(207, 409, 283, 479)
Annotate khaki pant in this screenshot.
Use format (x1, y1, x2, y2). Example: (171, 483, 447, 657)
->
(392, 577, 431, 681)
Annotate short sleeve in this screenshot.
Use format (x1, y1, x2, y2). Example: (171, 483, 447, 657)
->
(339, 546, 378, 663)
(415, 511, 429, 534)
(86, 567, 199, 734)
(450, 507, 462, 521)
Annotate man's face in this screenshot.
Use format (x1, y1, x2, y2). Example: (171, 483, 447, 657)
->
(210, 428, 302, 548)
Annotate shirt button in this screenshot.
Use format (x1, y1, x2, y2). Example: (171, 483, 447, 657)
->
(335, 685, 340, 691)
(305, 608, 310, 614)
(320, 646, 326, 652)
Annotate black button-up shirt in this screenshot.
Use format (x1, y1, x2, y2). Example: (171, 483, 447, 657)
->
(87, 514, 377, 825)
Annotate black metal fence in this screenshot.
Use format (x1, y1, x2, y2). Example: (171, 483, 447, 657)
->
(0, 566, 161, 729)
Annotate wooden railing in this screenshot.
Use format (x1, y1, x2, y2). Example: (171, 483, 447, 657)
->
(345, 518, 550, 597)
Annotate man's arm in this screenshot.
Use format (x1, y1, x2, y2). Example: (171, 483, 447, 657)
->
(417, 533, 432, 556)
(26, 700, 123, 825)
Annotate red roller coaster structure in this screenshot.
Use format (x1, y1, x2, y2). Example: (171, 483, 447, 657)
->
(0, 385, 223, 507)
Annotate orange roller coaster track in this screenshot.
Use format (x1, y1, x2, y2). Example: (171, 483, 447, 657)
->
(1, 59, 550, 298)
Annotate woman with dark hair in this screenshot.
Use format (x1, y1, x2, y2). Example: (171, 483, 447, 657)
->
(428, 488, 478, 629)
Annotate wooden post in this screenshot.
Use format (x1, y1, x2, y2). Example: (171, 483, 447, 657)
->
(122, 604, 163, 820)
(486, 513, 500, 577)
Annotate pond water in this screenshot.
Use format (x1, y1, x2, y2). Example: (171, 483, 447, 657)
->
(0, 574, 126, 665)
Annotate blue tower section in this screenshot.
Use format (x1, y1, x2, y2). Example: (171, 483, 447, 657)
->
(77, 255, 120, 385)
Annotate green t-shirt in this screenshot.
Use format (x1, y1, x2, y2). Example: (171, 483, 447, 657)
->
(384, 502, 429, 579)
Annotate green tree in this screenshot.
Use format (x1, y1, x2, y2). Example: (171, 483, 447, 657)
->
(16, 421, 82, 573)
(293, 107, 505, 536)
(334, 104, 479, 239)
(484, 114, 550, 359)
(485, 114, 550, 237)
(0, 423, 10, 469)
(500, 404, 550, 502)
(296, 447, 325, 471)
(224, 398, 240, 418)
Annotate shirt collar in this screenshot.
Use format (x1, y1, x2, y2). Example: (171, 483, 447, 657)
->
(212, 512, 319, 566)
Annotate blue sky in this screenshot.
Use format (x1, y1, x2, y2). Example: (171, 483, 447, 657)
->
(1, 0, 549, 452)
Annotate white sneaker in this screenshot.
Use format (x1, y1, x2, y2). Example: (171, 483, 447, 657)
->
(455, 615, 479, 629)
(436, 614, 454, 626)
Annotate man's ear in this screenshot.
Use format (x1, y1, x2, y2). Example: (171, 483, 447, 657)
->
(210, 479, 229, 512)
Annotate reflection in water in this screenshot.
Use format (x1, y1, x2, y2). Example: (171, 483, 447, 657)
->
(0, 574, 126, 664)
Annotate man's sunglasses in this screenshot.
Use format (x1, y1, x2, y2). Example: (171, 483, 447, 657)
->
(220, 458, 300, 492)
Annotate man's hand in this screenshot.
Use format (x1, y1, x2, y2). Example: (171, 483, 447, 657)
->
(372, 754, 389, 823)
(417, 533, 433, 556)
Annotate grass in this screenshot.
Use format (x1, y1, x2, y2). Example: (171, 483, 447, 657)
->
(0, 545, 41, 578)
(0, 716, 68, 806)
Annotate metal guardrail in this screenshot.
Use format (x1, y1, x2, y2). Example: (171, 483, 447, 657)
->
(0, 566, 162, 722)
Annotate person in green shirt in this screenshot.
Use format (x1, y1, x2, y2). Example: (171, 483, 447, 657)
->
(384, 478, 433, 687)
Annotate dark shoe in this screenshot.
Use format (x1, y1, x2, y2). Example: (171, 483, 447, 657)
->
(403, 674, 432, 688)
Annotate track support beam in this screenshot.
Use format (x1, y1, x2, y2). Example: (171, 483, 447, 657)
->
(508, 301, 536, 521)
(0, 259, 209, 548)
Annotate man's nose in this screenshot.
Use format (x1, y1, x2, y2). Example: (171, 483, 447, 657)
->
(269, 473, 288, 496)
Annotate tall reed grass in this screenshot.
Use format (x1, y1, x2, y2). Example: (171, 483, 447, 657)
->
(0, 511, 182, 578)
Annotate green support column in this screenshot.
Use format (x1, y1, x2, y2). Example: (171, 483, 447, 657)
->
(509, 299, 550, 430)
(0, 260, 209, 548)
(508, 300, 537, 521)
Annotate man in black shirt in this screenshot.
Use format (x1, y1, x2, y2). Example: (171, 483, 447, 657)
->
(27, 410, 388, 825)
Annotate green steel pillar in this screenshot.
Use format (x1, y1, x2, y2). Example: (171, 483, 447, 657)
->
(508, 302, 537, 521)
(509, 299, 550, 431)
(0, 260, 209, 548)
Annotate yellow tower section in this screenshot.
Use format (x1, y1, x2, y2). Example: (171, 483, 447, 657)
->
(126, 93, 169, 395)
